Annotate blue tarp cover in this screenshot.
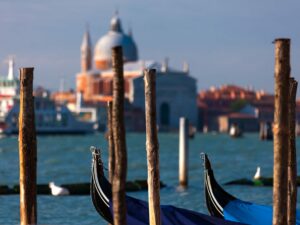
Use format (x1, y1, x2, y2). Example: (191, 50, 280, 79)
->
(110, 196, 245, 225)
(224, 199, 300, 225)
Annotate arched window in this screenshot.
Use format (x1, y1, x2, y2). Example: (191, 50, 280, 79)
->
(160, 102, 170, 126)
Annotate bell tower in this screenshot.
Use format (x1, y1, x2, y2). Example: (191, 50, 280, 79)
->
(81, 26, 92, 72)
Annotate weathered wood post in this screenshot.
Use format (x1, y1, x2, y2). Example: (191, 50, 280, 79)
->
(107, 101, 115, 183)
(144, 69, 161, 225)
(107, 101, 114, 225)
(259, 122, 267, 140)
(287, 77, 298, 225)
(111, 46, 127, 225)
(179, 117, 189, 187)
(19, 68, 37, 225)
(259, 122, 264, 140)
(273, 38, 290, 225)
(260, 122, 273, 141)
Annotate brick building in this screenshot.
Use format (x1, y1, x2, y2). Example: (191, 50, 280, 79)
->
(198, 85, 275, 132)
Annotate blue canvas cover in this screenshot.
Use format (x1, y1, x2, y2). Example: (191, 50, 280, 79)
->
(224, 199, 300, 225)
(110, 196, 246, 225)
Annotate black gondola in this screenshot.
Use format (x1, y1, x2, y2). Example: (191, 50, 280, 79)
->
(202, 153, 236, 219)
(202, 153, 300, 225)
(90, 148, 113, 223)
(90, 147, 245, 225)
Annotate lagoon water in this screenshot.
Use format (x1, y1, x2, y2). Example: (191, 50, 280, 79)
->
(0, 133, 300, 225)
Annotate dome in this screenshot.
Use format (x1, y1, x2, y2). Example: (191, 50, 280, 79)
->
(94, 15, 138, 69)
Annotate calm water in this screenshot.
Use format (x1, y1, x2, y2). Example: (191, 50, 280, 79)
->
(0, 133, 300, 225)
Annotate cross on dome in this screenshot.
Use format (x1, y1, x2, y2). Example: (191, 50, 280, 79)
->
(110, 11, 123, 32)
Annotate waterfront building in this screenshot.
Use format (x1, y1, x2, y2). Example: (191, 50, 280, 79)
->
(198, 84, 300, 133)
(218, 113, 259, 133)
(198, 85, 276, 132)
(54, 13, 198, 131)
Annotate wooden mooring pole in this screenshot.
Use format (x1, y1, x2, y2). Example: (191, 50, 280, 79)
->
(144, 69, 161, 225)
(179, 117, 189, 187)
(287, 77, 298, 225)
(107, 101, 114, 225)
(111, 46, 127, 225)
(19, 68, 37, 225)
(107, 101, 115, 183)
(259, 122, 265, 140)
(273, 38, 290, 225)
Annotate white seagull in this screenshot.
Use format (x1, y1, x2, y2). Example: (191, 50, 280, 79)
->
(49, 182, 70, 196)
(253, 166, 261, 180)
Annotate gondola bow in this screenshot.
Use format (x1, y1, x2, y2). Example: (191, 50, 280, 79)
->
(202, 153, 300, 225)
(90, 148, 245, 225)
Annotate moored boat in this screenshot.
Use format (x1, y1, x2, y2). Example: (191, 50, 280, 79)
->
(202, 153, 300, 225)
(229, 123, 242, 138)
(1, 96, 96, 135)
(90, 147, 245, 225)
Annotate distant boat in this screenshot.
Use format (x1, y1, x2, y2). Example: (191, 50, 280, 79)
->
(90, 148, 245, 225)
(229, 123, 242, 138)
(0, 97, 96, 135)
(0, 58, 96, 135)
(202, 153, 300, 225)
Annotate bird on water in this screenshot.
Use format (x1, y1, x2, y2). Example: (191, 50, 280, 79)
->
(49, 182, 70, 196)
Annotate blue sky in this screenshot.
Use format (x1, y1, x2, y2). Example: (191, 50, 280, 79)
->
(0, 0, 299, 94)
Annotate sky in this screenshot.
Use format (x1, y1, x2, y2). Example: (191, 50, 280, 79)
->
(0, 0, 300, 94)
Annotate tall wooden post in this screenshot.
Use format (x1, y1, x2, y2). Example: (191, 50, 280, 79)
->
(273, 38, 290, 225)
(144, 69, 161, 225)
(179, 117, 189, 187)
(107, 101, 115, 183)
(287, 77, 298, 225)
(19, 68, 37, 225)
(111, 46, 127, 225)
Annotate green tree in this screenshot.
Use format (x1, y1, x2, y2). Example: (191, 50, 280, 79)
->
(230, 99, 248, 112)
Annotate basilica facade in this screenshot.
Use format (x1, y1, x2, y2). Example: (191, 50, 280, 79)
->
(74, 14, 198, 130)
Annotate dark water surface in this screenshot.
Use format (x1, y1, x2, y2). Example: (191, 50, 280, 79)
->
(0, 133, 299, 224)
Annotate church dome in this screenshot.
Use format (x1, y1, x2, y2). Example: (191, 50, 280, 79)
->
(94, 14, 138, 70)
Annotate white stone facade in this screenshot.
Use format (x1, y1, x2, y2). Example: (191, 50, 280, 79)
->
(131, 70, 197, 130)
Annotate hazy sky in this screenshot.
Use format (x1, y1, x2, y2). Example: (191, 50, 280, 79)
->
(0, 0, 299, 94)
